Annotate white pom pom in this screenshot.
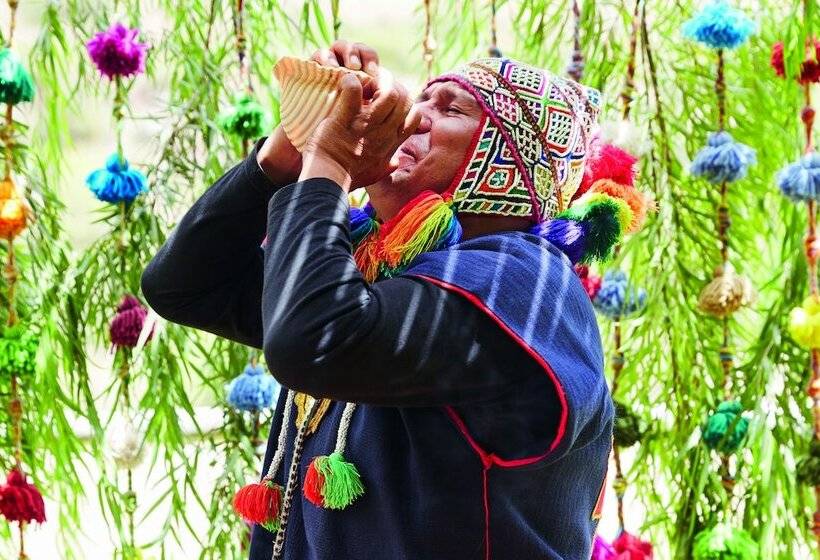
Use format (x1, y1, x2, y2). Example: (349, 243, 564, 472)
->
(599, 119, 650, 156)
(107, 415, 144, 469)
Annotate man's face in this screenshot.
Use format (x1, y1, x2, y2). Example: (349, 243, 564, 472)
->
(365, 81, 483, 218)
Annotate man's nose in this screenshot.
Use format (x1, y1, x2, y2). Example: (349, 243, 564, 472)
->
(413, 107, 433, 134)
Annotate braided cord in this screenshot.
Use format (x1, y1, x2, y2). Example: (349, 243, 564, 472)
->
(263, 389, 296, 481)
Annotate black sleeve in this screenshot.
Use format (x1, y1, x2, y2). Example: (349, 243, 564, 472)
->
(141, 138, 277, 348)
(261, 178, 547, 408)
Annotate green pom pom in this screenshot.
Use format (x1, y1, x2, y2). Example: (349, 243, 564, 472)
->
(316, 452, 364, 510)
(702, 400, 749, 454)
(796, 440, 820, 486)
(693, 524, 759, 560)
(557, 197, 630, 262)
(613, 401, 643, 448)
(0, 324, 39, 379)
(218, 94, 271, 140)
(0, 48, 35, 105)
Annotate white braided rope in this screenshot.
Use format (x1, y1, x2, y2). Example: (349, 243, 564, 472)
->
(333, 402, 357, 454)
(264, 389, 295, 481)
(271, 397, 320, 560)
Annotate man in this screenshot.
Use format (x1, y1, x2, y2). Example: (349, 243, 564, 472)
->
(142, 40, 613, 560)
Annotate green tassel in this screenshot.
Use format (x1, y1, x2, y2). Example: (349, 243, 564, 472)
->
(0, 48, 35, 105)
(702, 400, 749, 454)
(317, 452, 364, 510)
(557, 196, 630, 262)
(693, 524, 759, 560)
(218, 94, 271, 140)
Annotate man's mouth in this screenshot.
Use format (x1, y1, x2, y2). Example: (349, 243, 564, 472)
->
(396, 145, 417, 169)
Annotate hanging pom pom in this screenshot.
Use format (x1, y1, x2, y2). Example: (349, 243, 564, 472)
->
(0, 48, 35, 105)
(107, 415, 144, 469)
(0, 324, 38, 379)
(86, 23, 149, 80)
(691, 131, 756, 185)
(349, 203, 378, 245)
(0, 177, 29, 239)
(697, 263, 755, 317)
(233, 479, 283, 532)
(613, 401, 643, 448)
(0, 469, 46, 524)
(681, 0, 755, 50)
(702, 400, 749, 454)
(575, 264, 602, 299)
(776, 152, 820, 203)
(226, 363, 278, 412)
(771, 39, 820, 84)
(588, 179, 654, 233)
(788, 296, 820, 349)
(87, 155, 148, 204)
(612, 531, 654, 560)
(303, 452, 364, 510)
(218, 94, 272, 140)
(599, 119, 650, 157)
(577, 143, 639, 199)
(796, 440, 820, 486)
(532, 194, 631, 264)
(110, 294, 152, 348)
(593, 270, 647, 319)
(592, 535, 616, 560)
(693, 524, 759, 560)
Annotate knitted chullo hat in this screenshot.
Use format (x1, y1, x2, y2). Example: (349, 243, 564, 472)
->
(351, 56, 649, 281)
(429, 57, 602, 222)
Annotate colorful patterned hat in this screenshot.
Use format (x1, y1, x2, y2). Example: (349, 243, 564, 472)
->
(428, 57, 602, 223)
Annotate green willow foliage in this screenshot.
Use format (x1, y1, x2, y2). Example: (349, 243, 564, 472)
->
(0, 0, 813, 558)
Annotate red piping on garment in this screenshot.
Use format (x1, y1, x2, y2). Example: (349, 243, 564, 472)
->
(415, 274, 569, 465)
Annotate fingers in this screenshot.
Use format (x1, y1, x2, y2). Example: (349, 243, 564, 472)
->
(311, 47, 340, 67)
(368, 77, 408, 125)
(334, 74, 364, 125)
(313, 40, 380, 76)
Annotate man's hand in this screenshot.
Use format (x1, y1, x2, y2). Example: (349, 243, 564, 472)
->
(299, 73, 421, 191)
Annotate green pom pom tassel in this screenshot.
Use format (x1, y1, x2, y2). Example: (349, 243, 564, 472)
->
(613, 401, 643, 448)
(0, 324, 38, 379)
(702, 400, 749, 454)
(693, 524, 759, 560)
(218, 94, 271, 140)
(797, 440, 820, 486)
(556, 195, 631, 262)
(0, 48, 35, 105)
(304, 452, 364, 510)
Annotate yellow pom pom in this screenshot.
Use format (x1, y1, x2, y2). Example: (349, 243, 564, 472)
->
(789, 296, 820, 349)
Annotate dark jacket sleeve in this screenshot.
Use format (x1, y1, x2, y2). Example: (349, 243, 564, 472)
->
(261, 178, 550, 409)
(141, 138, 277, 348)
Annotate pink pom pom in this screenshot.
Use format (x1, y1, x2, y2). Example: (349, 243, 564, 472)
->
(0, 469, 46, 524)
(110, 294, 152, 348)
(577, 144, 639, 200)
(86, 23, 148, 80)
(575, 264, 602, 299)
(613, 531, 653, 560)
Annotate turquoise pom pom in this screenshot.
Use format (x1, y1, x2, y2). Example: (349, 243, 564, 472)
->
(593, 270, 647, 319)
(777, 152, 820, 202)
(86, 154, 148, 204)
(0, 48, 35, 105)
(682, 0, 755, 50)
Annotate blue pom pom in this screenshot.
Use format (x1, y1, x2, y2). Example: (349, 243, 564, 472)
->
(777, 152, 820, 203)
(593, 270, 647, 319)
(682, 0, 755, 50)
(86, 154, 148, 204)
(226, 363, 278, 412)
(349, 204, 377, 245)
(530, 219, 587, 264)
(691, 131, 756, 184)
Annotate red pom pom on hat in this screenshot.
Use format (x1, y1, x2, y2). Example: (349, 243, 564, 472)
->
(0, 469, 46, 524)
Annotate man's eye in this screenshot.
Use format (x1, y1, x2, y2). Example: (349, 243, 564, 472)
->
(445, 106, 462, 115)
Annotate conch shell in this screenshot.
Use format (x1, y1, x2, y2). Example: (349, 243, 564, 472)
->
(273, 56, 373, 152)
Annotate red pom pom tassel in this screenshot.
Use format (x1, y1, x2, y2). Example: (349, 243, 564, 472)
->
(232, 479, 282, 532)
(0, 469, 46, 524)
(577, 144, 639, 200)
(303, 459, 326, 507)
